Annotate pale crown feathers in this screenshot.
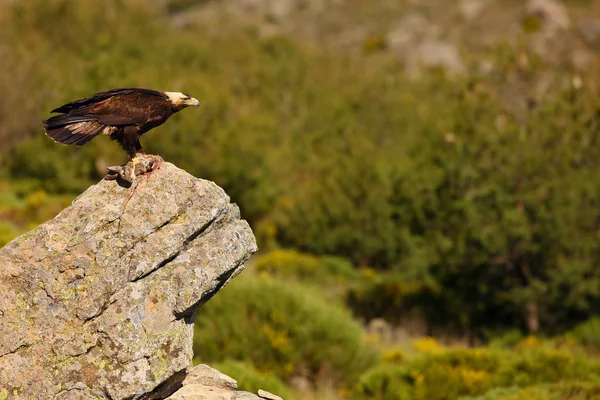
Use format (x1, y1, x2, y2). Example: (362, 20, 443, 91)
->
(163, 91, 200, 107)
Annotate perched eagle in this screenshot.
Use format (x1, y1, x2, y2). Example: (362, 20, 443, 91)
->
(42, 88, 200, 159)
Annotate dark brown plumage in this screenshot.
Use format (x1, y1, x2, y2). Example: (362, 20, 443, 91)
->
(42, 88, 200, 159)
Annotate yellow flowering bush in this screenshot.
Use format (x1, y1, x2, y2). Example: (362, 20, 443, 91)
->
(355, 346, 600, 400)
(253, 249, 357, 283)
(413, 337, 446, 354)
(255, 249, 320, 276)
(382, 348, 405, 363)
(515, 336, 541, 350)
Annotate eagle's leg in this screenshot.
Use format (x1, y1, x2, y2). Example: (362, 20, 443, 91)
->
(105, 131, 162, 183)
(127, 138, 163, 179)
(129, 138, 145, 159)
(105, 131, 143, 183)
(128, 141, 143, 183)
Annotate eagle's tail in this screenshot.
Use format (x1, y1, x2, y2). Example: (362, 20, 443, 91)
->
(42, 115, 105, 147)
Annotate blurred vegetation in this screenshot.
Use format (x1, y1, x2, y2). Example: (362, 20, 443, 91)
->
(568, 318, 600, 350)
(1, 0, 600, 399)
(254, 249, 358, 285)
(355, 340, 600, 400)
(461, 382, 600, 400)
(193, 276, 379, 386)
(212, 360, 290, 398)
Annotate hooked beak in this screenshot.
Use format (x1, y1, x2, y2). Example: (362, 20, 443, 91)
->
(187, 97, 200, 107)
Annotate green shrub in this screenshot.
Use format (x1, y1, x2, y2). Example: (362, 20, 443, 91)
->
(354, 364, 412, 400)
(493, 348, 600, 388)
(362, 32, 388, 53)
(461, 381, 600, 400)
(355, 348, 501, 400)
(193, 276, 379, 385)
(0, 221, 20, 247)
(166, 0, 212, 13)
(347, 271, 440, 323)
(487, 330, 524, 349)
(9, 137, 99, 194)
(459, 386, 525, 400)
(212, 360, 289, 398)
(569, 318, 600, 349)
(0, 178, 74, 246)
(407, 349, 500, 399)
(428, 348, 501, 373)
(553, 381, 600, 399)
(254, 249, 357, 283)
(354, 347, 600, 400)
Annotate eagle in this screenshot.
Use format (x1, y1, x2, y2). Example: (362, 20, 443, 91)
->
(42, 88, 200, 159)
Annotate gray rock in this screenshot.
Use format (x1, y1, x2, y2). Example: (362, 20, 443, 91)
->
(182, 364, 238, 390)
(289, 376, 311, 391)
(405, 40, 465, 77)
(0, 162, 257, 399)
(459, 0, 491, 21)
(578, 18, 600, 44)
(233, 393, 263, 400)
(386, 14, 465, 77)
(166, 364, 272, 400)
(258, 389, 283, 400)
(267, 0, 298, 21)
(526, 0, 570, 32)
(387, 14, 432, 50)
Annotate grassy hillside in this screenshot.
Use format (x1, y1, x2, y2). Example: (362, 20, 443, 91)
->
(1, 0, 599, 398)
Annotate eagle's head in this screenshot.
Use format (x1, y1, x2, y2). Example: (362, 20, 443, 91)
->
(164, 91, 201, 110)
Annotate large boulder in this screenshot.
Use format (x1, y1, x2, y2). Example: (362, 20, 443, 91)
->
(0, 162, 258, 399)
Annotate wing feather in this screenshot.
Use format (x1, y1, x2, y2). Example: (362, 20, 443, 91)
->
(64, 92, 167, 126)
(44, 121, 106, 146)
(51, 88, 166, 113)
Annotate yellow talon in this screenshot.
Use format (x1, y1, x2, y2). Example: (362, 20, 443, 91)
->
(128, 156, 141, 183)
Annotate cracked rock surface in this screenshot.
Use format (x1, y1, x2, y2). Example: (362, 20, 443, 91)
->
(0, 162, 258, 399)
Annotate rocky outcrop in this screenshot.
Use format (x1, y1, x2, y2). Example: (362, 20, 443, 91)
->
(0, 162, 258, 399)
